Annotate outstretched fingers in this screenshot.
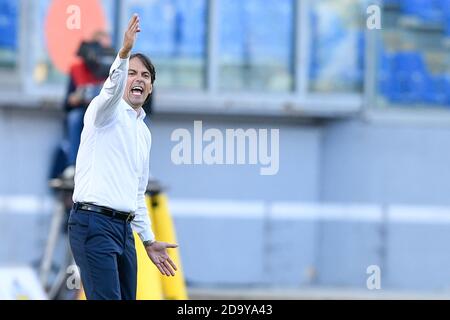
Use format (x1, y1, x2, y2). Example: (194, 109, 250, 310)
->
(155, 263, 168, 276)
(131, 19, 139, 33)
(157, 259, 173, 276)
(162, 260, 176, 276)
(127, 14, 138, 30)
(127, 14, 140, 34)
(164, 263, 175, 276)
(167, 257, 177, 271)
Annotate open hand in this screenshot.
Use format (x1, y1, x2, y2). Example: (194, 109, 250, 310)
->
(146, 241, 178, 276)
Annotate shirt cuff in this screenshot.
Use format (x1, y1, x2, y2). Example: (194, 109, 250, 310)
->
(110, 53, 129, 75)
(139, 228, 155, 243)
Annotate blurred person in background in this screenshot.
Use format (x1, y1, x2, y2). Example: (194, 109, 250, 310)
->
(68, 14, 178, 300)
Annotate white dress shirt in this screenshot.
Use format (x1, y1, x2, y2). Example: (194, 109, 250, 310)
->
(73, 53, 155, 243)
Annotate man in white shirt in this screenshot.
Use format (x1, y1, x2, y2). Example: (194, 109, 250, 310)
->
(68, 14, 178, 300)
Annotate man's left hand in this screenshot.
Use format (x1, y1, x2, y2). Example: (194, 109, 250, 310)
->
(145, 241, 178, 276)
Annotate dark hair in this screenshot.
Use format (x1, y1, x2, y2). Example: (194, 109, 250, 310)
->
(130, 53, 156, 84)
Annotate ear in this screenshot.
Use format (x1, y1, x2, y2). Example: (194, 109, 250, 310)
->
(148, 83, 153, 95)
(144, 84, 153, 104)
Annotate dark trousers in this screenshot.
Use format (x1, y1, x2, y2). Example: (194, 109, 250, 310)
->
(68, 208, 137, 300)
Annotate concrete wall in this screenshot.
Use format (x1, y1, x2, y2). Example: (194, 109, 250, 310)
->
(0, 107, 63, 196)
(4, 108, 450, 291)
(148, 114, 322, 202)
(321, 119, 450, 206)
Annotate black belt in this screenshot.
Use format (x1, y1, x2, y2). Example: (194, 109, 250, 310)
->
(73, 202, 135, 222)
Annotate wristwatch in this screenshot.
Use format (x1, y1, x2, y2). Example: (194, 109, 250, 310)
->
(143, 240, 156, 248)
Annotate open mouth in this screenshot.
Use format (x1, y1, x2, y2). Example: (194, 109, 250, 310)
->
(131, 86, 144, 96)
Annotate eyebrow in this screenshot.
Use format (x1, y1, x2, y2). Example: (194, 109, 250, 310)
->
(128, 68, 150, 75)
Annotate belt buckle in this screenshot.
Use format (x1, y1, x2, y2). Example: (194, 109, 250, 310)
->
(126, 213, 135, 222)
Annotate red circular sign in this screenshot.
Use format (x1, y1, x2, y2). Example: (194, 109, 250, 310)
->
(44, 0, 107, 74)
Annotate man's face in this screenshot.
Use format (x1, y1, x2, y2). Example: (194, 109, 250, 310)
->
(124, 57, 153, 109)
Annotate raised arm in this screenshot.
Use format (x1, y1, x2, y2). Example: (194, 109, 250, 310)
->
(119, 14, 141, 59)
(90, 14, 141, 128)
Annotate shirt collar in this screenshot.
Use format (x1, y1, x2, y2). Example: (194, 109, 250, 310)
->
(124, 101, 146, 120)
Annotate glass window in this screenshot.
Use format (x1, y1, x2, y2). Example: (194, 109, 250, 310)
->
(101, 0, 116, 42)
(34, 0, 64, 85)
(308, 0, 365, 93)
(218, 0, 294, 92)
(127, 0, 207, 90)
(0, 0, 18, 68)
(376, 0, 450, 108)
